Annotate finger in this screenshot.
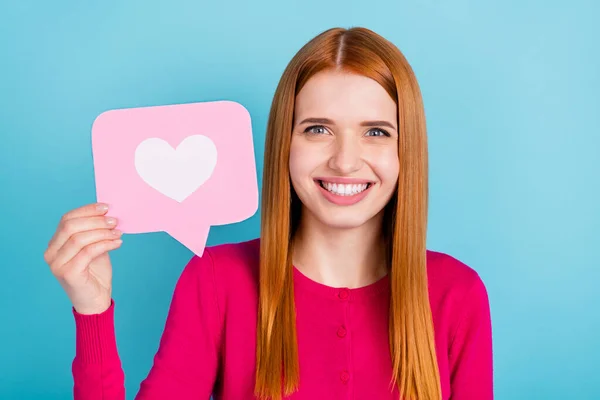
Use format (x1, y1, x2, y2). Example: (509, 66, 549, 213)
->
(50, 228, 123, 273)
(46, 203, 109, 252)
(46, 215, 118, 264)
(62, 203, 110, 222)
(58, 239, 122, 278)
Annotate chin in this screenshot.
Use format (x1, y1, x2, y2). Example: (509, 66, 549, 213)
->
(312, 203, 384, 230)
(318, 214, 371, 230)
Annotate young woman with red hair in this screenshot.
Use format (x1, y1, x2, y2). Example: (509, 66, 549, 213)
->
(44, 27, 493, 400)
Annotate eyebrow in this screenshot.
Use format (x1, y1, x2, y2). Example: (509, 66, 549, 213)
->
(296, 117, 397, 131)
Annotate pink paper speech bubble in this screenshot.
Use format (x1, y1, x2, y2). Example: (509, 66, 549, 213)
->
(91, 100, 258, 256)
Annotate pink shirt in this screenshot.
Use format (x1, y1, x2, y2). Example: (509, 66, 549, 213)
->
(71, 238, 493, 399)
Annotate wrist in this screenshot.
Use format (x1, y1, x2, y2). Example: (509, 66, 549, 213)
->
(73, 298, 112, 315)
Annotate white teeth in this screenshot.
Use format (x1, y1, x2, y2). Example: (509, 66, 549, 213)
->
(320, 181, 369, 196)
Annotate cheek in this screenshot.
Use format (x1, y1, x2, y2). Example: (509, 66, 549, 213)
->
(289, 139, 322, 180)
(288, 143, 301, 182)
(370, 147, 400, 184)
(288, 139, 312, 187)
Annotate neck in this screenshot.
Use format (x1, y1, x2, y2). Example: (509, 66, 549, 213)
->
(291, 208, 388, 289)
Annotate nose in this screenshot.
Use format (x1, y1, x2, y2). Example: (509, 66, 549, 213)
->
(328, 135, 362, 174)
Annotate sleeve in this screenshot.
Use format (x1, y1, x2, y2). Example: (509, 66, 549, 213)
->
(135, 249, 223, 399)
(72, 299, 126, 400)
(71, 249, 223, 400)
(448, 274, 494, 399)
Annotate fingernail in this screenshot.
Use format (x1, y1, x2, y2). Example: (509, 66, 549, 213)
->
(106, 217, 117, 226)
(97, 203, 109, 212)
(112, 229, 122, 237)
(114, 239, 123, 245)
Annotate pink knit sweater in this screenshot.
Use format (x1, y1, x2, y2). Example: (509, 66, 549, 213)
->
(71, 238, 493, 399)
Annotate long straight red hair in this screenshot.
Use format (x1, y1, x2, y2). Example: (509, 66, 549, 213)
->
(256, 27, 440, 400)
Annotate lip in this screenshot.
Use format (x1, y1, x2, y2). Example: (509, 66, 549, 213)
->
(314, 177, 374, 185)
(315, 179, 374, 206)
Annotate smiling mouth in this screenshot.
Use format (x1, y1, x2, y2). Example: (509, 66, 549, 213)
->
(317, 180, 373, 196)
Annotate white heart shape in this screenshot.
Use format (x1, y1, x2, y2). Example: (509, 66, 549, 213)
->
(134, 135, 217, 202)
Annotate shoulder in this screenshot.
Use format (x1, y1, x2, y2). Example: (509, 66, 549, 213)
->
(205, 237, 261, 278)
(184, 237, 260, 277)
(425, 249, 491, 338)
(426, 249, 487, 296)
(160, 239, 260, 356)
(427, 251, 493, 394)
(181, 237, 261, 308)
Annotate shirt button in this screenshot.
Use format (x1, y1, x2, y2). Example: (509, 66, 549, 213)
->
(337, 326, 347, 338)
(338, 288, 349, 300)
(340, 371, 350, 383)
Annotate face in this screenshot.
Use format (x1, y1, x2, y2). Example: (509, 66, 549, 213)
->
(289, 70, 400, 230)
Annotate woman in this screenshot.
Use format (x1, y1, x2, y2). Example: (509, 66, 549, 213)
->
(44, 27, 492, 399)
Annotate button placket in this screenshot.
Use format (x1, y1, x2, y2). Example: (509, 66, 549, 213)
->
(338, 288, 349, 300)
(337, 288, 352, 390)
(340, 370, 350, 384)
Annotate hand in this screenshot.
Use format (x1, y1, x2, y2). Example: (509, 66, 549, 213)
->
(44, 203, 122, 315)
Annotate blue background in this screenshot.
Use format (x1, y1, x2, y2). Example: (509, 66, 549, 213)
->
(1, 1, 598, 399)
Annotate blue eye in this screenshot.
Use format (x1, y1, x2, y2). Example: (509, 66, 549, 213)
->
(304, 125, 328, 135)
(366, 128, 390, 137)
(302, 125, 391, 137)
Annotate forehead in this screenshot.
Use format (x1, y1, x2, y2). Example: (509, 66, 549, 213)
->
(294, 70, 397, 123)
